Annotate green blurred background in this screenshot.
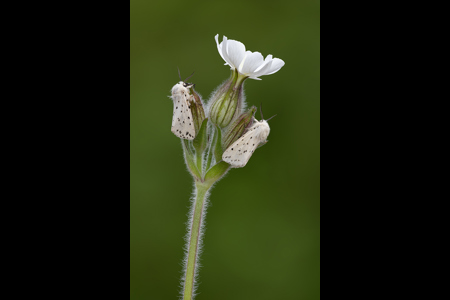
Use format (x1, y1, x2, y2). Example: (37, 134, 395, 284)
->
(131, 0, 319, 299)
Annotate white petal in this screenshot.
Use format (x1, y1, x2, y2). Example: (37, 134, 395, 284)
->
(221, 36, 236, 69)
(239, 51, 265, 75)
(225, 39, 246, 72)
(215, 35, 234, 68)
(249, 60, 273, 79)
(265, 58, 285, 75)
(215, 34, 226, 62)
(214, 34, 285, 78)
(253, 55, 272, 72)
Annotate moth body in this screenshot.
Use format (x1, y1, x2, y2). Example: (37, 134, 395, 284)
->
(222, 119, 270, 168)
(170, 81, 196, 140)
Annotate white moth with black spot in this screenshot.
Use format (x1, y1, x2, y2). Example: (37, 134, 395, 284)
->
(170, 81, 196, 140)
(222, 118, 271, 168)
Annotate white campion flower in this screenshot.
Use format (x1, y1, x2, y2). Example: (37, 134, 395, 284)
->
(215, 34, 285, 80)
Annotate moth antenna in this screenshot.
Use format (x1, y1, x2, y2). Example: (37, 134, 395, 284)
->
(184, 71, 195, 83)
(177, 67, 182, 81)
(260, 103, 264, 120)
(266, 114, 277, 122)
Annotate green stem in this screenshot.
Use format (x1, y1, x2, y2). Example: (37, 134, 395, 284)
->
(183, 182, 211, 300)
(205, 144, 213, 171)
(205, 127, 217, 172)
(196, 151, 202, 175)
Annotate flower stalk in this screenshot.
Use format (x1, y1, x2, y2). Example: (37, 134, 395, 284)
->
(180, 125, 230, 300)
(183, 181, 211, 300)
(183, 183, 210, 300)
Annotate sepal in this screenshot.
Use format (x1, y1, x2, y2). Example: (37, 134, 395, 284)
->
(213, 125, 223, 163)
(193, 118, 208, 154)
(204, 161, 230, 185)
(182, 139, 201, 180)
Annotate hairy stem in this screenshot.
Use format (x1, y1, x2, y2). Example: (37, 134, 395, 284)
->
(205, 127, 217, 171)
(183, 182, 212, 300)
(196, 151, 203, 175)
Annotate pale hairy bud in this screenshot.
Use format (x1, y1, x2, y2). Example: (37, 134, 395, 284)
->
(188, 86, 205, 135)
(208, 70, 247, 128)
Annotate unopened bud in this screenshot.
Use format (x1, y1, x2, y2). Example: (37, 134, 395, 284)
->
(209, 70, 248, 128)
(222, 106, 257, 150)
(187, 86, 205, 135)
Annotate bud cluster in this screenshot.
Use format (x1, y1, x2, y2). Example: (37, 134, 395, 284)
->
(168, 34, 284, 176)
(168, 67, 267, 175)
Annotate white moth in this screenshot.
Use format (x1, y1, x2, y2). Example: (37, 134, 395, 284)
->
(222, 118, 271, 168)
(170, 81, 196, 140)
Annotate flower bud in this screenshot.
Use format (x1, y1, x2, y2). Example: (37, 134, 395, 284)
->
(209, 70, 248, 128)
(222, 106, 257, 150)
(187, 86, 205, 135)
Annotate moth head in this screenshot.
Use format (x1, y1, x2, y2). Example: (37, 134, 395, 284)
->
(259, 119, 271, 142)
(183, 82, 194, 89)
(177, 67, 195, 88)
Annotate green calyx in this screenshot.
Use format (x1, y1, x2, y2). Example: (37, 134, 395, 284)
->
(188, 87, 205, 135)
(209, 70, 248, 128)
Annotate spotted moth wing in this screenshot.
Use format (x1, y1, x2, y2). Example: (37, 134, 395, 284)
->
(170, 82, 196, 140)
(222, 120, 270, 168)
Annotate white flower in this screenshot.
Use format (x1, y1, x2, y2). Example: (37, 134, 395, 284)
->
(215, 34, 285, 80)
